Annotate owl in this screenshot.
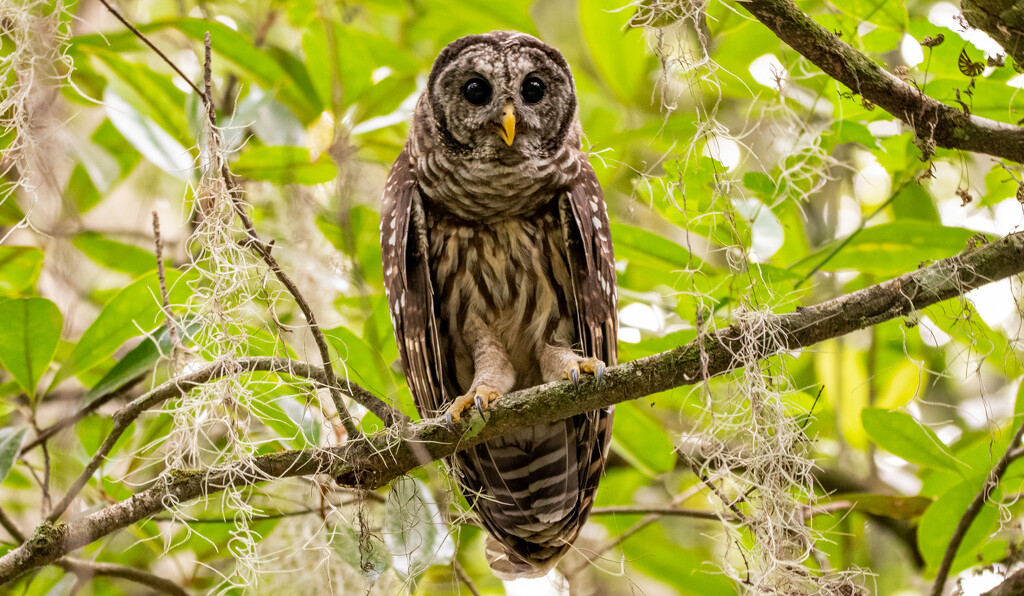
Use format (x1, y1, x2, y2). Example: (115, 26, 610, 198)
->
(380, 31, 617, 579)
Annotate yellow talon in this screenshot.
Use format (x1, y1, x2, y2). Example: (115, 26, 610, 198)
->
(446, 384, 501, 424)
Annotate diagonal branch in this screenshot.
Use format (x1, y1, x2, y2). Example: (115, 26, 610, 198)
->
(930, 419, 1024, 596)
(0, 230, 1020, 584)
(739, 0, 1024, 163)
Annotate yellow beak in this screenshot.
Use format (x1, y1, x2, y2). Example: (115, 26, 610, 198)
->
(498, 102, 516, 146)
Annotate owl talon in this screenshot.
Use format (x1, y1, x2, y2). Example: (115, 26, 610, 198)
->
(445, 385, 501, 424)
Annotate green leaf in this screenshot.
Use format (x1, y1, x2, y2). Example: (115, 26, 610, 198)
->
(611, 402, 676, 477)
(797, 222, 981, 277)
(323, 325, 397, 399)
(0, 247, 44, 297)
(53, 269, 194, 387)
(580, 0, 652, 104)
(84, 321, 198, 404)
(232, 146, 338, 185)
(0, 298, 63, 397)
(861, 408, 961, 472)
(384, 477, 455, 578)
(825, 493, 932, 520)
(918, 481, 999, 571)
(72, 232, 155, 277)
(64, 166, 102, 214)
(0, 427, 27, 485)
(330, 523, 392, 582)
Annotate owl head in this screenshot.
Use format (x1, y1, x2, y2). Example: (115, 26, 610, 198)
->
(424, 31, 579, 160)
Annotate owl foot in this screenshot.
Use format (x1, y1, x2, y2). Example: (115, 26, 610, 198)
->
(562, 357, 606, 387)
(445, 384, 501, 425)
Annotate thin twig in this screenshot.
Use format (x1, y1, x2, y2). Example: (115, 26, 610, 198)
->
(43, 357, 361, 523)
(1, 506, 183, 594)
(452, 559, 481, 596)
(152, 211, 179, 350)
(930, 420, 1024, 596)
(93, 0, 205, 99)
(57, 558, 189, 596)
(0, 507, 25, 542)
(589, 506, 739, 521)
(199, 33, 398, 436)
(19, 375, 146, 455)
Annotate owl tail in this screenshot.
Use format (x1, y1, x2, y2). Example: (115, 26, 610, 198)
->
(485, 536, 567, 580)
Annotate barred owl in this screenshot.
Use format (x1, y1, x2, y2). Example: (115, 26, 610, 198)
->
(380, 31, 617, 579)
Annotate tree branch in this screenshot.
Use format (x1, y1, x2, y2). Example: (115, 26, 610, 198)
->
(930, 418, 1024, 596)
(961, 0, 1024, 67)
(740, 0, 1024, 163)
(1, 230, 1021, 585)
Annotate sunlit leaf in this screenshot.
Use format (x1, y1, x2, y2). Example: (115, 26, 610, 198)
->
(53, 269, 194, 387)
(232, 146, 338, 185)
(862, 408, 961, 472)
(0, 428, 27, 485)
(73, 232, 156, 277)
(0, 298, 63, 397)
(918, 481, 999, 571)
(0, 247, 44, 297)
(611, 402, 676, 476)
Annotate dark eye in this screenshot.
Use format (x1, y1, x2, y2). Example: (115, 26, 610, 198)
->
(462, 77, 492, 105)
(521, 76, 545, 103)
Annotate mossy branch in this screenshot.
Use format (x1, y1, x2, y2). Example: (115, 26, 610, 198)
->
(740, 0, 1024, 163)
(1, 230, 1021, 585)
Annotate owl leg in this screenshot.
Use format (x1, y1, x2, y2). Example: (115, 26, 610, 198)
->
(446, 326, 514, 424)
(540, 344, 605, 387)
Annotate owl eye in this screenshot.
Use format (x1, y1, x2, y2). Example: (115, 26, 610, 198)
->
(521, 77, 545, 103)
(462, 77, 492, 106)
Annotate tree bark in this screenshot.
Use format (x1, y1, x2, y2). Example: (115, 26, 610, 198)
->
(1, 229, 1021, 585)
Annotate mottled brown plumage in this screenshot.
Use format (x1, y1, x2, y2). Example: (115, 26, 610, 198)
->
(380, 31, 617, 579)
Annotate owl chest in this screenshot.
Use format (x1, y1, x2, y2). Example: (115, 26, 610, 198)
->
(428, 213, 574, 347)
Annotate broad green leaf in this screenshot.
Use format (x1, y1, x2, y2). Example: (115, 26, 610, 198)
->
(90, 50, 191, 148)
(0, 298, 63, 397)
(384, 477, 455, 577)
(611, 402, 675, 476)
(83, 321, 198, 404)
(73, 232, 156, 277)
(64, 166, 101, 214)
(796, 222, 981, 278)
(580, 0, 651, 104)
(330, 523, 392, 582)
(103, 87, 193, 179)
(816, 339, 869, 449)
(324, 325, 397, 397)
(53, 269, 193, 386)
(918, 481, 999, 571)
(0, 247, 44, 297)
(232, 146, 338, 185)
(0, 428, 27, 485)
(861, 408, 961, 472)
(1016, 381, 1024, 418)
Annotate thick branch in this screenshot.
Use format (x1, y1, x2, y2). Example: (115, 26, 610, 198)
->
(740, 0, 1024, 163)
(2, 230, 1022, 585)
(961, 0, 1024, 67)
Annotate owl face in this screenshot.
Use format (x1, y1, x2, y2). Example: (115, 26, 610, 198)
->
(426, 32, 578, 159)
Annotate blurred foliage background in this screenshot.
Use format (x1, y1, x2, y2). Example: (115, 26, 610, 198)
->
(2, 0, 1024, 594)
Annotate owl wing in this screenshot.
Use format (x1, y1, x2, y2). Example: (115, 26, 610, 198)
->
(553, 156, 618, 541)
(381, 148, 449, 417)
(560, 158, 618, 367)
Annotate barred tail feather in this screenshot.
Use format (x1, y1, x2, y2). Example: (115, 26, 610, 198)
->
(485, 536, 566, 580)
